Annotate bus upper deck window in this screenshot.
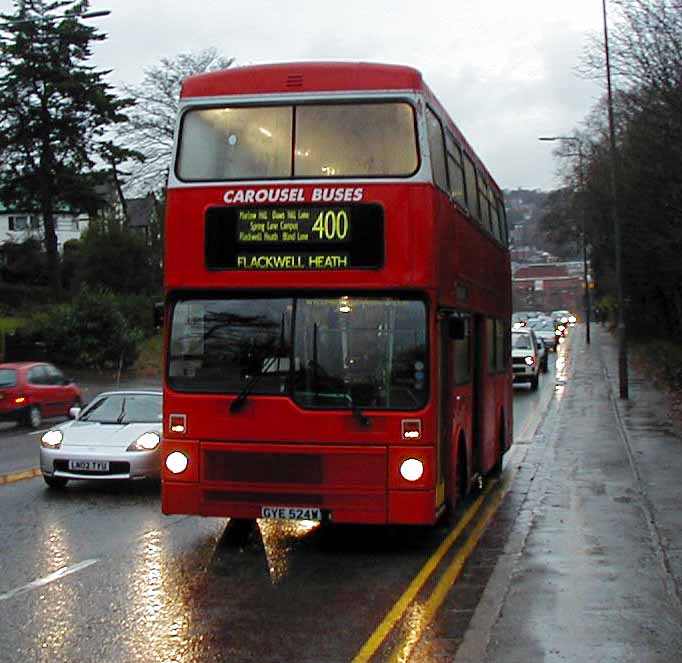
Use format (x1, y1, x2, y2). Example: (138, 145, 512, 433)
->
(294, 103, 418, 178)
(177, 106, 292, 181)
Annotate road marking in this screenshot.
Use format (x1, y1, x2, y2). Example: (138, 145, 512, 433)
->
(385, 472, 513, 663)
(516, 402, 544, 442)
(0, 468, 41, 484)
(0, 559, 99, 602)
(350, 482, 495, 663)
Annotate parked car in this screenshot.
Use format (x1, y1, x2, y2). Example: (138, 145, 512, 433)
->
(511, 328, 541, 390)
(527, 317, 561, 352)
(0, 362, 82, 428)
(39, 390, 162, 488)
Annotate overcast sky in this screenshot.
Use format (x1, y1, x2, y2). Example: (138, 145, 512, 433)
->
(2, 0, 609, 191)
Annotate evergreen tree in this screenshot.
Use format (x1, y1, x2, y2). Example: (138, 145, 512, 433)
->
(0, 0, 134, 293)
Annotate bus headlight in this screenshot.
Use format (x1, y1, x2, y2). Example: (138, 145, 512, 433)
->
(165, 451, 189, 474)
(400, 458, 424, 482)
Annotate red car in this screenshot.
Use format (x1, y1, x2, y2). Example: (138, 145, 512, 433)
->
(0, 362, 82, 428)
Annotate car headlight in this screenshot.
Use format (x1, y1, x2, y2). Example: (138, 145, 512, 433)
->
(524, 356, 536, 366)
(40, 430, 63, 449)
(127, 432, 161, 452)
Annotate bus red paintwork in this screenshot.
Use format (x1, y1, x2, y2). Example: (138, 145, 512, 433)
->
(161, 62, 512, 525)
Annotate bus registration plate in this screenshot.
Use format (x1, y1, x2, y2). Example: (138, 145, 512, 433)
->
(261, 506, 321, 521)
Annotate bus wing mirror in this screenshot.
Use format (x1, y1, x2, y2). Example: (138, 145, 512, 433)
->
(448, 317, 466, 340)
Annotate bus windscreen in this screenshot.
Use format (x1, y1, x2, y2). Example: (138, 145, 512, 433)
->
(167, 296, 428, 410)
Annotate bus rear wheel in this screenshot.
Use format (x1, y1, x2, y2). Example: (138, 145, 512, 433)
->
(443, 441, 468, 526)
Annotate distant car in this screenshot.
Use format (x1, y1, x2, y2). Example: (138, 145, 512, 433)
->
(39, 390, 162, 489)
(551, 309, 576, 326)
(531, 325, 549, 372)
(513, 311, 545, 328)
(527, 317, 561, 352)
(0, 362, 82, 428)
(511, 328, 541, 390)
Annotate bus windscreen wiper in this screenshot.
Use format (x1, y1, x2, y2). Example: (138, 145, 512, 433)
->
(230, 355, 279, 413)
(230, 313, 287, 414)
(347, 392, 371, 427)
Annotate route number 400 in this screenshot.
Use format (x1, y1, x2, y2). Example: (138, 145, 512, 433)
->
(312, 210, 349, 240)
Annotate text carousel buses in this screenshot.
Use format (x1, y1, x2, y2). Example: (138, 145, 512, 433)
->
(162, 62, 512, 525)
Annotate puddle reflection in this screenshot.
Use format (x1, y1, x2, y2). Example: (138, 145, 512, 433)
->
(31, 523, 77, 654)
(127, 529, 192, 663)
(391, 601, 428, 663)
(554, 340, 569, 399)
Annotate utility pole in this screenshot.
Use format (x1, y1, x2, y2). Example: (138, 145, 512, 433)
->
(602, 0, 628, 399)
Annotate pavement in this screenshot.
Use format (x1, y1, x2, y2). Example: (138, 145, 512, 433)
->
(456, 324, 682, 662)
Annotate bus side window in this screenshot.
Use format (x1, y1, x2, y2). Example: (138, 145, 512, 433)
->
(491, 200, 502, 243)
(478, 174, 492, 234)
(498, 198, 509, 246)
(426, 108, 448, 192)
(453, 315, 471, 384)
(445, 131, 466, 208)
(463, 154, 478, 220)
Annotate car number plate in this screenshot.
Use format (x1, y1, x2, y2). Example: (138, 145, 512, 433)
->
(68, 460, 110, 472)
(261, 506, 322, 521)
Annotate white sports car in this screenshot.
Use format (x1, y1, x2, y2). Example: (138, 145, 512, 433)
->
(39, 390, 162, 488)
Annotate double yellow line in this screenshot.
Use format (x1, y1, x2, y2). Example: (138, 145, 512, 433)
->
(352, 470, 513, 663)
(0, 467, 41, 485)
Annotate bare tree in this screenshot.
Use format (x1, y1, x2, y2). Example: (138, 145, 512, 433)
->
(576, 0, 682, 337)
(120, 48, 235, 195)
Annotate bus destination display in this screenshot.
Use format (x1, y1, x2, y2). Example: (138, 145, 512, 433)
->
(205, 203, 384, 271)
(237, 207, 350, 244)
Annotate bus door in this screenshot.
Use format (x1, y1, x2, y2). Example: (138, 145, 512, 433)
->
(440, 312, 473, 508)
(437, 316, 451, 510)
(471, 314, 486, 475)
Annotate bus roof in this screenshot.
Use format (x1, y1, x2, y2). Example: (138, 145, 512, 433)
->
(179, 61, 502, 196)
(181, 62, 424, 98)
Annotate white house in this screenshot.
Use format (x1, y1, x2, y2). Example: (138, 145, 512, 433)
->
(0, 207, 90, 252)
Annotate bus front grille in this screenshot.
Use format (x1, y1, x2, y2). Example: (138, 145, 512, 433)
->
(204, 450, 322, 484)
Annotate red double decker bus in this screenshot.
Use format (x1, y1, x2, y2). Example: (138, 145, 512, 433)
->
(161, 62, 512, 525)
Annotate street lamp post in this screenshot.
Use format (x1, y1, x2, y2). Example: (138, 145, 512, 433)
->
(539, 135, 591, 345)
(602, 0, 628, 399)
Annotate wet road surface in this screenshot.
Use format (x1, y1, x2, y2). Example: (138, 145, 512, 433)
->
(0, 348, 561, 663)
